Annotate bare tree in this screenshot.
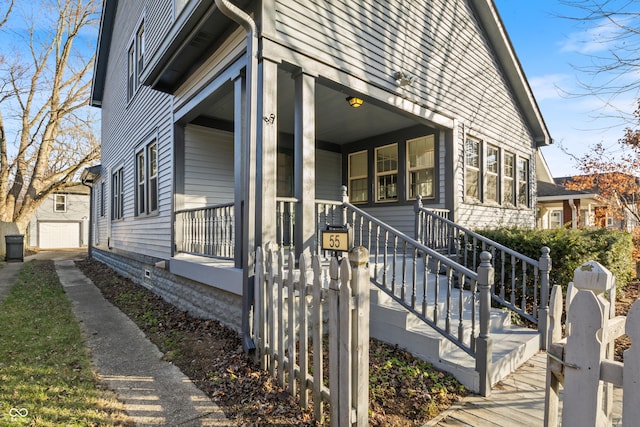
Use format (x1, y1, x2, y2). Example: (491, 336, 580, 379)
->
(560, 0, 640, 120)
(0, 0, 99, 232)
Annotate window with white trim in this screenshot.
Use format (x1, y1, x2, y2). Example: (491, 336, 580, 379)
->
(127, 21, 145, 101)
(518, 158, 530, 207)
(503, 153, 515, 206)
(54, 194, 67, 212)
(549, 210, 563, 229)
(407, 135, 435, 199)
(348, 150, 368, 203)
(465, 138, 481, 200)
(135, 140, 158, 215)
(486, 145, 499, 204)
(100, 181, 106, 217)
(112, 168, 124, 220)
(375, 144, 398, 202)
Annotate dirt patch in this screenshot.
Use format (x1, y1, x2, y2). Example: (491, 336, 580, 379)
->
(76, 257, 466, 426)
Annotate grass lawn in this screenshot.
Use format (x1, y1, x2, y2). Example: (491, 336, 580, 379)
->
(0, 260, 132, 426)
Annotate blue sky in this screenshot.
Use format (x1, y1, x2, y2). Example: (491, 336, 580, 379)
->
(494, 0, 639, 177)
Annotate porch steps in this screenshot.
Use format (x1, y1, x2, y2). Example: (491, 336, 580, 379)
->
(369, 284, 540, 393)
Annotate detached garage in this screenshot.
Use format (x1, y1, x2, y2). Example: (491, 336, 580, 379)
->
(27, 185, 90, 250)
(38, 221, 82, 249)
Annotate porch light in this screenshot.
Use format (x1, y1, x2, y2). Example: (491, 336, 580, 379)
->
(346, 96, 364, 108)
(393, 71, 414, 86)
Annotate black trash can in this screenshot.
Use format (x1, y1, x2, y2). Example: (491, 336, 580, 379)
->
(5, 234, 24, 262)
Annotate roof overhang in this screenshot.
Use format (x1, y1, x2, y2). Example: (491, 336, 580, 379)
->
(470, 0, 552, 147)
(90, 0, 118, 107)
(80, 165, 102, 185)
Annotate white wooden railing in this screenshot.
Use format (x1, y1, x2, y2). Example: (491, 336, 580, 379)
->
(545, 261, 638, 426)
(253, 244, 371, 426)
(174, 203, 234, 259)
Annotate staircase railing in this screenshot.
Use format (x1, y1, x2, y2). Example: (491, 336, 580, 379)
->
(414, 196, 551, 348)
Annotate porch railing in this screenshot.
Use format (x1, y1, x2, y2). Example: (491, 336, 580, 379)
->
(276, 197, 297, 250)
(175, 203, 234, 259)
(414, 196, 551, 348)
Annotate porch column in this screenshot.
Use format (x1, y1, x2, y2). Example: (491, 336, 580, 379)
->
(294, 71, 316, 257)
(257, 59, 278, 247)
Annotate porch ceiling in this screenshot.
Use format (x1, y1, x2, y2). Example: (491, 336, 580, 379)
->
(195, 70, 419, 145)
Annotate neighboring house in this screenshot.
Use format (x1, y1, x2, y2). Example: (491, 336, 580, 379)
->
(538, 175, 639, 232)
(88, 0, 551, 337)
(27, 185, 90, 249)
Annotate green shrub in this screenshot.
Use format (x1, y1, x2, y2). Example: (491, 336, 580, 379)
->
(475, 227, 634, 292)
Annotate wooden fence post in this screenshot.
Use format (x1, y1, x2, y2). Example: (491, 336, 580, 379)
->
(544, 284, 563, 427)
(538, 246, 551, 350)
(562, 262, 613, 427)
(623, 301, 640, 427)
(349, 247, 370, 426)
(476, 251, 494, 397)
(328, 257, 340, 425)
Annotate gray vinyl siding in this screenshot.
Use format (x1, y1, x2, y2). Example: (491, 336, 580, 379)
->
(361, 205, 419, 238)
(183, 125, 235, 208)
(99, 1, 175, 259)
(315, 149, 342, 201)
(274, 0, 537, 227)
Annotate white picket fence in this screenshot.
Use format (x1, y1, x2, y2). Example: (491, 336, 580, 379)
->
(253, 244, 370, 426)
(544, 261, 640, 427)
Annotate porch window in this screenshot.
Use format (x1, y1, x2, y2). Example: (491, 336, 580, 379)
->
(503, 153, 515, 206)
(518, 158, 530, 207)
(486, 145, 499, 204)
(549, 210, 563, 228)
(112, 168, 124, 220)
(135, 140, 158, 215)
(54, 194, 67, 213)
(375, 144, 398, 202)
(407, 135, 435, 199)
(465, 138, 481, 200)
(348, 150, 368, 203)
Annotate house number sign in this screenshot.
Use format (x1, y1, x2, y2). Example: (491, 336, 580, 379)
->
(321, 226, 352, 252)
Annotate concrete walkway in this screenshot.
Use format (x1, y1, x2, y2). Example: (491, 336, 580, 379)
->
(1, 251, 233, 426)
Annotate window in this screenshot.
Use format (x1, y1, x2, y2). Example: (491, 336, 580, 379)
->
(486, 145, 499, 204)
(348, 151, 368, 203)
(503, 153, 515, 206)
(465, 138, 480, 200)
(127, 21, 145, 101)
(112, 168, 124, 220)
(549, 210, 563, 229)
(607, 216, 615, 227)
(54, 194, 67, 212)
(135, 140, 158, 215)
(100, 182, 106, 217)
(375, 144, 398, 202)
(518, 158, 530, 207)
(407, 135, 435, 199)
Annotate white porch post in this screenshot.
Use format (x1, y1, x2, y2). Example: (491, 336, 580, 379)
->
(294, 71, 316, 257)
(257, 59, 278, 247)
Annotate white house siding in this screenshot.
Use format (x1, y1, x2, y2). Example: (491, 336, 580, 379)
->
(273, 0, 537, 227)
(183, 125, 235, 209)
(99, 1, 175, 259)
(315, 149, 342, 201)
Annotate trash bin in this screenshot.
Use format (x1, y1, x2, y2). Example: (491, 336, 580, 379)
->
(5, 234, 24, 262)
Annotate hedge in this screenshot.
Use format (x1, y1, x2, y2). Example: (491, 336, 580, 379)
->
(474, 227, 634, 292)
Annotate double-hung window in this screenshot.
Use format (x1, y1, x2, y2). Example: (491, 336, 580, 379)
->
(127, 21, 145, 101)
(486, 145, 499, 204)
(407, 135, 435, 199)
(112, 168, 124, 220)
(375, 144, 398, 202)
(549, 210, 563, 228)
(348, 151, 368, 203)
(465, 138, 481, 200)
(54, 194, 67, 212)
(503, 153, 515, 206)
(100, 181, 106, 217)
(518, 158, 530, 207)
(136, 140, 158, 215)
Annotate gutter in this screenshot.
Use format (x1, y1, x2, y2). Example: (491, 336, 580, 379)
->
(214, 0, 258, 353)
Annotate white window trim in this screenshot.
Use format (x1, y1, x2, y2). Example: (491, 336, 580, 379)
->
(54, 194, 67, 213)
(135, 136, 159, 216)
(406, 135, 435, 200)
(503, 152, 516, 206)
(464, 137, 481, 202)
(348, 150, 368, 204)
(127, 19, 145, 102)
(517, 157, 530, 208)
(485, 144, 499, 204)
(375, 143, 399, 203)
(112, 167, 124, 221)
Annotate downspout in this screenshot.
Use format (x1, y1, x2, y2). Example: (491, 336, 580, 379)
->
(215, 0, 258, 352)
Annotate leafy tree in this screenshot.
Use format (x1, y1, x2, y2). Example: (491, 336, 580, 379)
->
(0, 0, 99, 232)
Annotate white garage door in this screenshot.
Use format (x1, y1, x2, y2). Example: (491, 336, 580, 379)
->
(38, 222, 80, 249)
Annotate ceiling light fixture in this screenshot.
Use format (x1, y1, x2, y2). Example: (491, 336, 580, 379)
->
(346, 96, 364, 108)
